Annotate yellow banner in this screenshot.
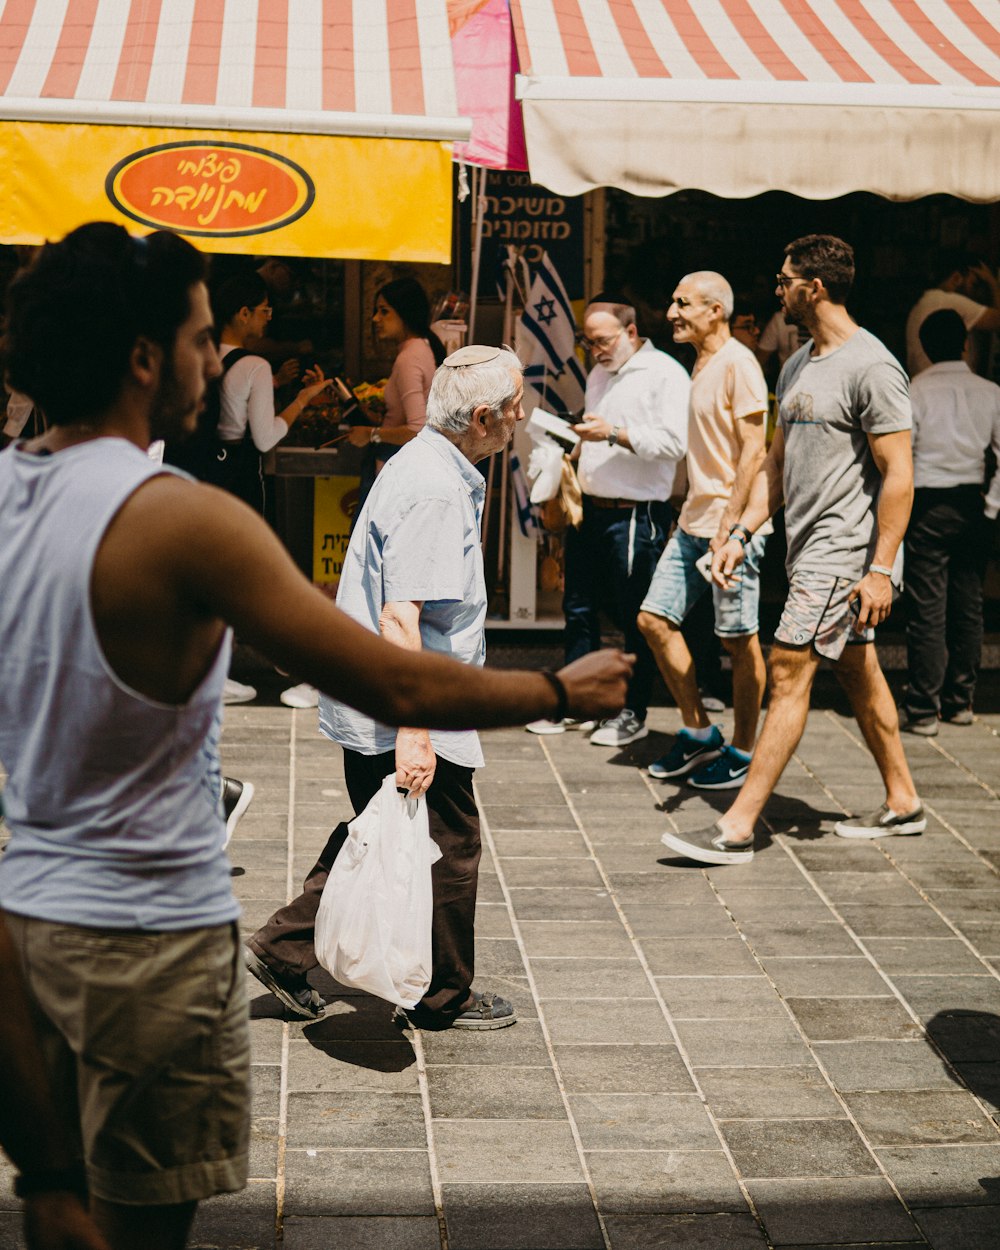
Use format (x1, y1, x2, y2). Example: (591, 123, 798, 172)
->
(313, 475, 362, 588)
(0, 122, 453, 262)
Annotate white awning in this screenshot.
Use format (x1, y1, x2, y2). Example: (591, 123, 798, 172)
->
(511, 0, 1000, 201)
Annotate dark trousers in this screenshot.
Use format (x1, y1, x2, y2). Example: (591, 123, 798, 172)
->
(903, 485, 987, 719)
(563, 498, 672, 721)
(249, 749, 480, 1016)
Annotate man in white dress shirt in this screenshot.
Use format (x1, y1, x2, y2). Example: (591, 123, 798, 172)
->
(528, 295, 690, 747)
(899, 309, 1000, 734)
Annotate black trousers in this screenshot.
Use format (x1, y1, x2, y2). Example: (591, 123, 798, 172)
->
(249, 749, 480, 1017)
(563, 498, 673, 721)
(903, 485, 987, 719)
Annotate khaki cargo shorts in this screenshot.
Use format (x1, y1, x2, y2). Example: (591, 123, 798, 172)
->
(3, 912, 250, 1205)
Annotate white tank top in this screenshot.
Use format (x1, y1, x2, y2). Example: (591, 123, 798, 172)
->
(0, 437, 238, 930)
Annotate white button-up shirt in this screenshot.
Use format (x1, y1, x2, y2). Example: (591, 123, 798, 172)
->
(910, 360, 1000, 518)
(577, 340, 689, 502)
(319, 428, 487, 768)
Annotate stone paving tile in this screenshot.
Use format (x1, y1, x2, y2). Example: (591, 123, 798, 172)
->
(745, 1177, 919, 1245)
(811, 1039, 958, 1092)
(489, 828, 591, 857)
(499, 857, 606, 888)
(641, 937, 763, 976)
(420, 1018, 551, 1067)
(530, 956, 654, 999)
(586, 1150, 747, 1214)
(553, 1044, 696, 1094)
(758, 955, 889, 997)
(622, 902, 738, 938)
(720, 1119, 877, 1178)
(568, 1093, 716, 1150)
(189, 1182, 276, 1249)
(282, 1149, 435, 1216)
(601, 1211, 768, 1248)
(785, 996, 923, 1042)
(506, 887, 620, 922)
(654, 976, 788, 1020)
(911, 1206, 1000, 1250)
(862, 936, 993, 975)
(678, 1018, 813, 1067)
(285, 1091, 426, 1148)
(835, 902, 957, 937)
(282, 1215, 441, 1249)
(843, 1089, 997, 1144)
(426, 1064, 564, 1119)
(441, 1183, 604, 1250)
(543, 999, 676, 1045)
(696, 1067, 843, 1119)
(433, 1121, 584, 1184)
(876, 1144, 1000, 1207)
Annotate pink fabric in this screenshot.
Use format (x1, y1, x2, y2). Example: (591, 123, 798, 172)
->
(450, 0, 527, 171)
(383, 338, 436, 432)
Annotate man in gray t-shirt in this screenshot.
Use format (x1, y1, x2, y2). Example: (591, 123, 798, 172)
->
(662, 234, 924, 866)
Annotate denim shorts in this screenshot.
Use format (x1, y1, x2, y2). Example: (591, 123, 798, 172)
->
(774, 570, 874, 660)
(640, 526, 766, 637)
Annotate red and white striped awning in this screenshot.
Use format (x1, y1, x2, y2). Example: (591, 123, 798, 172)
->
(510, 0, 1000, 201)
(0, 0, 468, 142)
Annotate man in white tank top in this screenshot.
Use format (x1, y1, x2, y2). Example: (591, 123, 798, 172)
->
(0, 224, 633, 1250)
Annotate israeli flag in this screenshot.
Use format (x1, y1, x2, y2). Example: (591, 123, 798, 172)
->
(515, 252, 586, 421)
(509, 449, 540, 537)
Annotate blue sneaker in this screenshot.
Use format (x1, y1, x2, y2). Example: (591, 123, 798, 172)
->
(688, 744, 751, 790)
(648, 726, 724, 780)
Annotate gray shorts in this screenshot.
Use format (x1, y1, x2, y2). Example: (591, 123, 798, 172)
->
(774, 571, 874, 660)
(3, 913, 250, 1206)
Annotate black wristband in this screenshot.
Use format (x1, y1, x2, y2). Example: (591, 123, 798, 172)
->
(14, 1163, 88, 1200)
(729, 522, 752, 546)
(540, 669, 569, 722)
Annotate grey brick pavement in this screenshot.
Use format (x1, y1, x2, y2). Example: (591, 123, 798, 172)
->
(2, 699, 1000, 1249)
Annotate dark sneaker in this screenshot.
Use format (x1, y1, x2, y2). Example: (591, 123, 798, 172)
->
(648, 726, 724, 780)
(221, 777, 254, 847)
(396, 990, 517, 1032)
(244, 946, 325, 1020)
(590, 708, 648, 747)
(834, 804, 926, 840)
(941, 707, 974, 726)
(898, 709, 938, 737)
(661, 824, 754, 865)
(525, 717, 596, 735)
(688, 745, 751, 791)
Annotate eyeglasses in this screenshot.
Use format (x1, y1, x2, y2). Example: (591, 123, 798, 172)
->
(577, 328, 623, 352)
(775, 273, 808, 289)
(253, 303, 273, 319)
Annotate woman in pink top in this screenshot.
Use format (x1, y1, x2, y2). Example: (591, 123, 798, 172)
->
(349, 277, 445, 511)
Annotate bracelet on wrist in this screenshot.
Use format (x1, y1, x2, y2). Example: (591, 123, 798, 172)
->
(14, 1163, 88, 1201)
(729, 522, 753, 546)
(868, 564, 893, 578)
(540, 669, 569, 722)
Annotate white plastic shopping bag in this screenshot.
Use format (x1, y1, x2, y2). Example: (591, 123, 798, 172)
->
(314, 774, 442, 1009)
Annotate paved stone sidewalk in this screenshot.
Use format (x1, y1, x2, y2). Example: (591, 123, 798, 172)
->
(3, 696, 999, 1249)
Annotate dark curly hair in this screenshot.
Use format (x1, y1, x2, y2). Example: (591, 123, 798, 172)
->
(5, 222, 207, 426)
(783, 234, 855, 305)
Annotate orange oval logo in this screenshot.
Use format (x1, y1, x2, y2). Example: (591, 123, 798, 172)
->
(106, 141, 314, 237)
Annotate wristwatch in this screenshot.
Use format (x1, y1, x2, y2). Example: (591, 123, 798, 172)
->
(607, 426, 620, 447)
(370, 429, 382, 445)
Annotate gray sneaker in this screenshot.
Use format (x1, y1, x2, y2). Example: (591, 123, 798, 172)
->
(834, 804, 926, 840)
(244, 946, 325, 1020)
(526, 717, 596, 735)
(590, 708, 648, 747)
(661, 824, 754, 865)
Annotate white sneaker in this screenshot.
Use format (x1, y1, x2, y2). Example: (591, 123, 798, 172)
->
(526, 717, 596, 735)
(223, 678, 257, 705)
(280, 683, 319, 709)
(590, 708, 648, 747)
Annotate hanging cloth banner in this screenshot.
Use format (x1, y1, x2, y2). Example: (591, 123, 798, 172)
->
(0, 122, 454, 262)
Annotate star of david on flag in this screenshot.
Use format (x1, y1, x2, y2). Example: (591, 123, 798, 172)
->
(515, 251, 586, 422)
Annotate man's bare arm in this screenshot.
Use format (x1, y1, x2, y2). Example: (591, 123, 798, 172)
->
(379, 600, 436, 798)
(850, 428, 914, 629)
(712, 411, 767, 551)
(711, 427, 785, 587)
(94, 477, 633, 730)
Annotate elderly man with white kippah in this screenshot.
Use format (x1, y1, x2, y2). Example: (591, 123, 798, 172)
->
(246, 346, 528, 1031)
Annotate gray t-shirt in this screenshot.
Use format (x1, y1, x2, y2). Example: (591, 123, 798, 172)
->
(778, 328, 911, 580)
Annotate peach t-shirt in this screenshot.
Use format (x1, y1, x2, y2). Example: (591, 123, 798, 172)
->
(678, 337, 768, 538)
(383, 337, 436, 432)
